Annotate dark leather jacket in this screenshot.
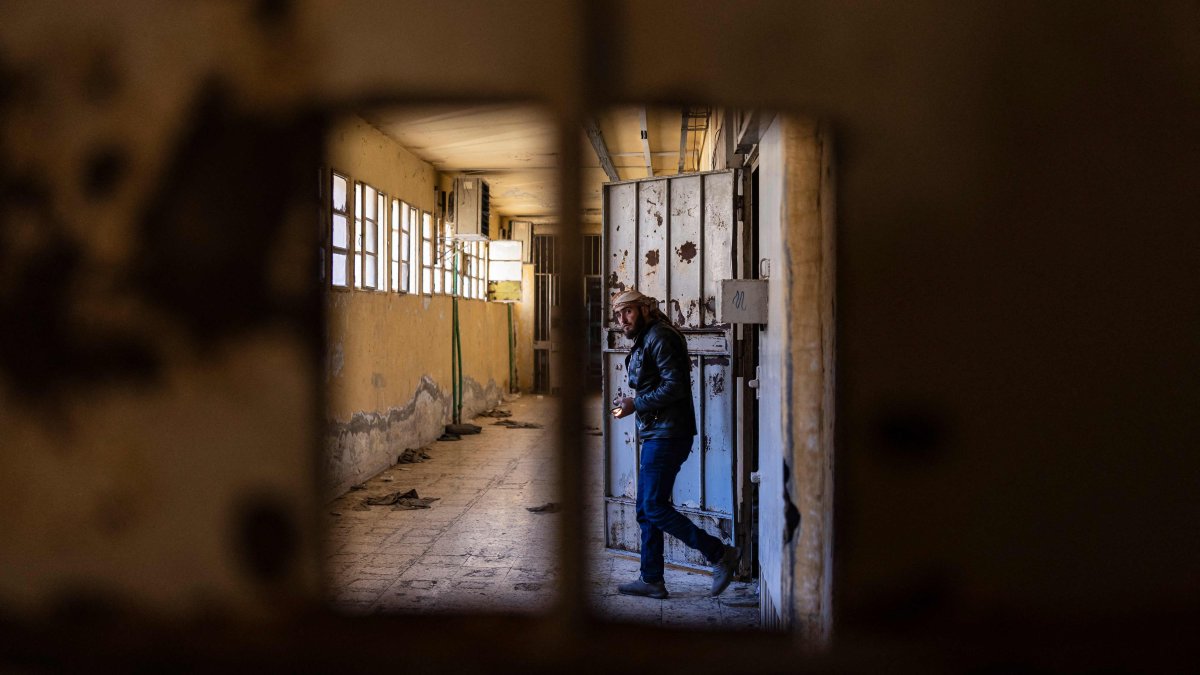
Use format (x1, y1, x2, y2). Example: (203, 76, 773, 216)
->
(626, 319, 697, 439)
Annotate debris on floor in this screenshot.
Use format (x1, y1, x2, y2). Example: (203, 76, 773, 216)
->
(362, 489, 440, 510)
(478, 408, 513, 418)
(437, 432, 461, 442)
(349, 483, 366, 491)
(494, 420, 543, 429)
(526, 502, 560, 513)
(446, 423, 482, 435)
(719, 582, 760, 608)
(397, 447, 433, 464)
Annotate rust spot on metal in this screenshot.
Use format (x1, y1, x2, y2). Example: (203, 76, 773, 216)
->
(676, 241, 697, 263)
(709, 371, 725, 395)
(645, 249, 659, 266)
(607, 272, 626, 294)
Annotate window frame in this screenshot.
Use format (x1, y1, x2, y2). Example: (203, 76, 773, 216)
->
(353, 180, 386, 291)
(328, 170, 352, 290)
(420, 210, 434, 296)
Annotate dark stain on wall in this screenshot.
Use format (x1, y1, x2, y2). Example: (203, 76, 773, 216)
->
(606, 271, 626, 294)
(232, 492, 299, 584)
(0, 172, 161, 404)
(81, 143, 128, 201)
(135, 87, 323, 348)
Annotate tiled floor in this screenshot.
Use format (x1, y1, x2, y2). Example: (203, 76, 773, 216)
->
(325, 394, 759, 629)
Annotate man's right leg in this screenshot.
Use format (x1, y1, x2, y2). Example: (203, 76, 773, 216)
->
(617, 459, 668, 599)
(636, 462, 665, 584)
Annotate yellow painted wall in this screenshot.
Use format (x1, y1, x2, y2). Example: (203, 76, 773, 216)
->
(323, 116, 514, 497)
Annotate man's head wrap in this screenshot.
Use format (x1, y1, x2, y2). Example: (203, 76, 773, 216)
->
(611, 288, 656, 312)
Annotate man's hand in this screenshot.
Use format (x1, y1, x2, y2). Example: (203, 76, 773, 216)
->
(612, 396, 635, 419)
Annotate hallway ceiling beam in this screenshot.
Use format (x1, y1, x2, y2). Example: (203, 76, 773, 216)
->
(639, 106, 654, 177)
(678, 106, 689, 173)
(584, 116, 621, 182)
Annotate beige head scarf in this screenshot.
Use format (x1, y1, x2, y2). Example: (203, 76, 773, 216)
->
(611, 288, 674, 326)
(611, 288, 655, 312)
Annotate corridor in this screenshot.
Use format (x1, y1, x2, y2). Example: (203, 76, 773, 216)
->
(325, 395, 759, 628)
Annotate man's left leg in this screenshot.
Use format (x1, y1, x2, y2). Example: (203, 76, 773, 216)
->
(641, 437, 742, 596)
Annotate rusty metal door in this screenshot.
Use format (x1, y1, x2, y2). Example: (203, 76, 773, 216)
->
(602, 170, 741, 569)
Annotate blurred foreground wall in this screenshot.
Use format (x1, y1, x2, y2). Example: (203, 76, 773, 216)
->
(0, 0, 1196, 671)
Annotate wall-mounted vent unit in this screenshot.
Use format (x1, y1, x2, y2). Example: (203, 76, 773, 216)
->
(453, 176, 490, 241)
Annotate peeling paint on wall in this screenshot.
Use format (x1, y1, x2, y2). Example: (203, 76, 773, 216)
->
(324, 374, 503, 499)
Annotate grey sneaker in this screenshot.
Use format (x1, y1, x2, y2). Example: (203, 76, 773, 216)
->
(710, 545, 741, 597)
(618, 578, 669, 599)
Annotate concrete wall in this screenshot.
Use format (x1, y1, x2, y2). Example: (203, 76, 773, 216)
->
(780, 118, 836, 642)
(323, 116, 510, 498)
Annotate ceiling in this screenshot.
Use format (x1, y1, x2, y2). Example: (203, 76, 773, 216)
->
(363, 104, 711, 224)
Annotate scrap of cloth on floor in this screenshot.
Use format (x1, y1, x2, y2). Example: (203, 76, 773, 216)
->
(362, 489, 440, 510)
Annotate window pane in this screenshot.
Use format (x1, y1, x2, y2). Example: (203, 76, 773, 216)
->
(391, 262, 399, 290)
(490, 240, 522, 261)
(422, 241, 431, 263)
(354, 253, 362, 288)
(355, 183, 362, 214)
(366, 256, 376, 287)
(490, 260, 522, 282)
(423, 212, 432, 238)
(433, 271, 442, 294)
(422, 269, 431, 292)
(332, 214, 347, 248)
(332, 175, 347, 212)
(365, 222, 375, 251)
(401, 233, 409, 262)
(445, 270, 453, 293)
(332, 253, 347, 286)
(379, 220, 386, 257)
(365, 186, 376, 218)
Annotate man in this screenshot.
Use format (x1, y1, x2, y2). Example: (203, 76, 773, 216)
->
(610, 288, 740, 599)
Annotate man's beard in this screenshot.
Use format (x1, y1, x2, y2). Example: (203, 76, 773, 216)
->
(622, 312, 645, 337)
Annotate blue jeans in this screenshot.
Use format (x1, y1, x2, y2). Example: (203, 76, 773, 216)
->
(637, 436, 725, 583)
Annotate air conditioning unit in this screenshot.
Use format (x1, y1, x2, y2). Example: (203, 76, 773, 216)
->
(452, 176, 490, 241)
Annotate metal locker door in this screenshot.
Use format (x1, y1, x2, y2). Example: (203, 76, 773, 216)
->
(601, 170, 741, 569)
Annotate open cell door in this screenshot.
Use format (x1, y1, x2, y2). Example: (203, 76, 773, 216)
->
(601, 170, 747, 569)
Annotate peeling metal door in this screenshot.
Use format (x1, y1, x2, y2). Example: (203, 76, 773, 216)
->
(602, 170, 740, 569)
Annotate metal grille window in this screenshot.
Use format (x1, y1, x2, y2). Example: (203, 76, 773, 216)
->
(353, 182, 385, 290)
(458, 241, 487, 300)
(329, 172, 350, 287)
(421, 210, 433, 294)
(391, 198, 410, 293)
(583, 234, 602, 276)
(444, 218, 455, 294)
(533, 234, 559, 341)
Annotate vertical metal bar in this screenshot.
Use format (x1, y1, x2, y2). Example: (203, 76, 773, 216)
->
(664, 176, 671, 324)
(554, 50, 587, 624)
(697, 176, 707, 509)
